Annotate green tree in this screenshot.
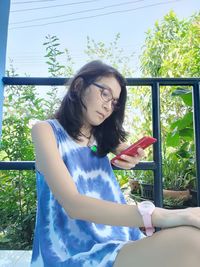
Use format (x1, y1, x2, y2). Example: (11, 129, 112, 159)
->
(140, 11, 200, 190)
(141, 10, 200, 77)
(139, 10, 200, 138)
(43, 35, 75, 118)
(85, 33, 134, 77)
(0, 64, 48, 249)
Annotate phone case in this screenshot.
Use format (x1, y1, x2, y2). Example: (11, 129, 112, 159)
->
(111, 136, 157, 164)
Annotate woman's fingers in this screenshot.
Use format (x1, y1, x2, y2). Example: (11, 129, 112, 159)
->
(137, 147, 145, 158)
(112, 148, 145, 169)
(112, 159, 135, 169)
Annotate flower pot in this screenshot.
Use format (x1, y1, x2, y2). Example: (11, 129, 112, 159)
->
(163, 189, 190, 201)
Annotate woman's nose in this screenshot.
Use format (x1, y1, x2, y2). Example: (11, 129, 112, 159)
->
(103, 100, 112, 111)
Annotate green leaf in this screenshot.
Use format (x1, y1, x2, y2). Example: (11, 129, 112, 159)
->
(172, 88, 192, 106)
(46, 61, 54, 66)
(170, 112, 193, 130)
(171, 88, 190, 96)
(181, 94, 192, 106)
(177, 149, 190, 158)
(179, 128, 193, 138)
(166, 131, 180, 147)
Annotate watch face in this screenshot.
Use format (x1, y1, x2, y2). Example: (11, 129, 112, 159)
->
(142, 201, 154, 209)
(138, 201, 155, 214)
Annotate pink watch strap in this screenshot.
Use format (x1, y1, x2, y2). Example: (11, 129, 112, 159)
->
(142, 214, 155, 236)
(146, 227, 155, 236)
(138, 201, 155, 236)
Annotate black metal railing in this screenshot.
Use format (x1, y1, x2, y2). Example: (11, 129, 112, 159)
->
(1, 77, 200, 207)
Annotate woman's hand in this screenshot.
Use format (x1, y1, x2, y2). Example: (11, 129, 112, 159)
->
(111, 147, 145, 169)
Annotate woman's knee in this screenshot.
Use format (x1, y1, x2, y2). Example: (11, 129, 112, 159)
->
(114, 226, 200, 267)
(179, 226, 200, 252)
(176, 226, 200, 263)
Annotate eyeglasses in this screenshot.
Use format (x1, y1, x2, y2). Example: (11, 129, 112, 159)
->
(92, 82, 120, 111)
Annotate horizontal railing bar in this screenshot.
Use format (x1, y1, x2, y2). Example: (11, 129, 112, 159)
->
(2, 77, 69, 86)
(0, 161, 35, 170)
(2, 77, 200, 86)
(127, 78, 200, 86)
(0, 161, 156, 171)
(113, 161, 157, 170)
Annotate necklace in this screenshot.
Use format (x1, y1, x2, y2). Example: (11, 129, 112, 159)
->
(80, 131, 91, 140)
(80, 131, 97, 151)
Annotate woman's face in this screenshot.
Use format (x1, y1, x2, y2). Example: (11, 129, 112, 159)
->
(82, 75, 121, 127)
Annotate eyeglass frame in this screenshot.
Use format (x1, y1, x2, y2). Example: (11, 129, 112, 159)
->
(91, 82, 120, 111)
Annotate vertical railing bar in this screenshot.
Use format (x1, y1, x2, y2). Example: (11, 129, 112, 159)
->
(151, 82, 163, 207)
(192, 82, 200, 207)
(0, 1, 11, 141)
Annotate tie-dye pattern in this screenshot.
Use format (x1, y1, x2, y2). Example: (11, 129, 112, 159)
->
(31, 119, 144, 267)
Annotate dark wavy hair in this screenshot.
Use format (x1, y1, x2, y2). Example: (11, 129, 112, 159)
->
(52, 60, 127, 156)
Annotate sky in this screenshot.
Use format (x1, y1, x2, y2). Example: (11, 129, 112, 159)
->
(6, 0, 200, 77)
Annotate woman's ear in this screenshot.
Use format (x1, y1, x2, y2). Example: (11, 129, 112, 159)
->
(73, 77, 85, 93)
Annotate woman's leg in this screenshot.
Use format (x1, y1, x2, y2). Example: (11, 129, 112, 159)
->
(114, 226, 200, 267)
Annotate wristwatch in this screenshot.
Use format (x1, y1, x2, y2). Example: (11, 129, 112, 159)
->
(137, 201, 155, 236)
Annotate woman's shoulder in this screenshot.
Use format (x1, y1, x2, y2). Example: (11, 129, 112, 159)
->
(31, 120, 54, 137)
(31, 119, 59, 155)
(31, 119, 68, 147)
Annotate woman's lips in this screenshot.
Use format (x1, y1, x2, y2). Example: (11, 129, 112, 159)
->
(96, 111, 105, 119)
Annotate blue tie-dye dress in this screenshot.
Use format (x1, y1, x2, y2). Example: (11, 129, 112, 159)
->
(31, 119, 144, 267)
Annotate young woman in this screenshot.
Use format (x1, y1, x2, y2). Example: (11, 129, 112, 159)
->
(31, 60, 200, 267)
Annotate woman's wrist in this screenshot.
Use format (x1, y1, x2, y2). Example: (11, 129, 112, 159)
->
(152, 207, 188, 229)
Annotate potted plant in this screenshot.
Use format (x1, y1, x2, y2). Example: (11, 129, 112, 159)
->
(162, 154, 196, 207)
(163, 87, 197, 206)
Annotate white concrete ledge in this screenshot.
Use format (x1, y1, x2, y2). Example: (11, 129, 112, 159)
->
(0, 250, 32, 267)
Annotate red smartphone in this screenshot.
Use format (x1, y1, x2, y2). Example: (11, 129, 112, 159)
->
(111, 136, 157, 164)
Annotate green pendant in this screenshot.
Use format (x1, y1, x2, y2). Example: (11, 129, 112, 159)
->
(90, 145, 97, 152)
